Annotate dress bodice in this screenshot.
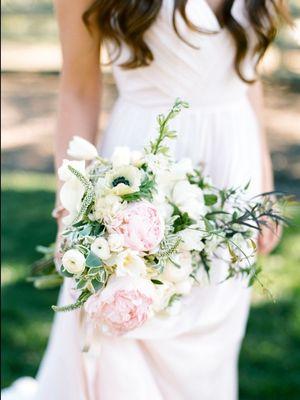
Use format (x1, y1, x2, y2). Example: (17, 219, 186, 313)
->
(107, 0, 254, 108)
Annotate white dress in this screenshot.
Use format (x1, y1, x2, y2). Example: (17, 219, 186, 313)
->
(2, 1, 263, 399)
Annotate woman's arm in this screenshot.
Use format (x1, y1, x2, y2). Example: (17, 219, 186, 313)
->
(247, 81, 281, 255)
(247, 81, 274, 192)
(54, 0, 101, 186)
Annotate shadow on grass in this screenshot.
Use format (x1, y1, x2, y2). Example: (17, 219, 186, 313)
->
(239, 292, 300, 400)
(1, 186, 58, 388)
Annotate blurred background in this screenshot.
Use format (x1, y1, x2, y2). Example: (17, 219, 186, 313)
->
(1, 1, 300, 398)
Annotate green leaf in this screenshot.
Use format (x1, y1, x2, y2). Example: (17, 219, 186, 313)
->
(204, 194, 218, 206)
(86, 251, 102, 268)
(171, 203, 195, 233)
(121, 174, 156, 202)
(151, 279, 164, 285)
(76, 279, 87, 290)
(145, 99, 189, 155)
(52, 291, 91, 312)
(91, 279, 103, 292)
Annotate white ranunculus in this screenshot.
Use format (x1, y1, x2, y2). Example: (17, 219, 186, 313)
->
(106, 249, 146, 277)
(91, 237, 111, 260)
(106, 165, 142, 196)
(67, 136, 98, 160)
(161, 252, 193, 283)
(62, 249, 86, 274)
(178, 228, 205, 251)
(94, 194, 123, 221)
(172, 180, 206, 219)
(111, 146, 131, 168)
(58, 159, 86, 182)
(108, 233, 125, 252)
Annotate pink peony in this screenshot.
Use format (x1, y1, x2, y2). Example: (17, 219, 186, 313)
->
(84, 277, 154, 335)
(109, 201, 164, 252)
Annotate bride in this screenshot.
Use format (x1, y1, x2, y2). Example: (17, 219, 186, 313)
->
(3, 0, 289, 399)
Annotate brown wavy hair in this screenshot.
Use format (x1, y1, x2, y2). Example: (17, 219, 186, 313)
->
(83, 0, 291, 82)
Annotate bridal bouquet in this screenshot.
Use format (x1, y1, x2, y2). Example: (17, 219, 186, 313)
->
(33, 99, 286, 336)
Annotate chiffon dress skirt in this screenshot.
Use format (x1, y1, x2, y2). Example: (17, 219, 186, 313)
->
(2, 0, 263, 399)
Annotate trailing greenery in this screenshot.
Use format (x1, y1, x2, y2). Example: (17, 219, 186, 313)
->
(146, 98, 189, 156)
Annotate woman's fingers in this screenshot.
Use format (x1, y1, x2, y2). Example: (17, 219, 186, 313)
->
(258, 222, 282, 255)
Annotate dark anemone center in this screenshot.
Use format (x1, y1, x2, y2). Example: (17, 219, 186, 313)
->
(112, 176, 131, 187)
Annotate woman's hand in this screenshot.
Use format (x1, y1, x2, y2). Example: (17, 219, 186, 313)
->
(248, 82, 283, 255)
(257, 218, 282, 255)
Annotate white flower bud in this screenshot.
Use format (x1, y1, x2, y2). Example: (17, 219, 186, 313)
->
(67, 136, 98, 160)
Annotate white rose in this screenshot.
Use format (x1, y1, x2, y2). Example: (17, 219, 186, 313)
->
(108, 233, 124, 252)
(111, 146, 131, 168)
(67, 136, 98, 160)
(161, 252, 193, 283)
(178, 228, 205, 251)
(172, 180, 206, 219)
(58, 159, 86, 182)
(106, 249, 146, 277)
(91, 237, 111, 260)
(62, 249, 86, 275)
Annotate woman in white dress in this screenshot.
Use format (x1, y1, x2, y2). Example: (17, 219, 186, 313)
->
(3, 0, 289, 399)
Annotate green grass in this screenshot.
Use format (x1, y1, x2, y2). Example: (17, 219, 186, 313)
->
(1, 172, 300, 397)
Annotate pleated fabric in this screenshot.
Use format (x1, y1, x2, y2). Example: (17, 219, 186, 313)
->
(2, 1, 263, 399)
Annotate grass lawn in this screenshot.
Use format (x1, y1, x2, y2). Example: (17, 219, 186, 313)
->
(1, 172, 300, 398)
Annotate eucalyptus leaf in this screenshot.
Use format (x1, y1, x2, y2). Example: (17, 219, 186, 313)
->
(91, 279, 103, 292)
(86, 251, 102, 268)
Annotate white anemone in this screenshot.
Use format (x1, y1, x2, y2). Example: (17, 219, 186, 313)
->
(106, 165, 142, 196)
